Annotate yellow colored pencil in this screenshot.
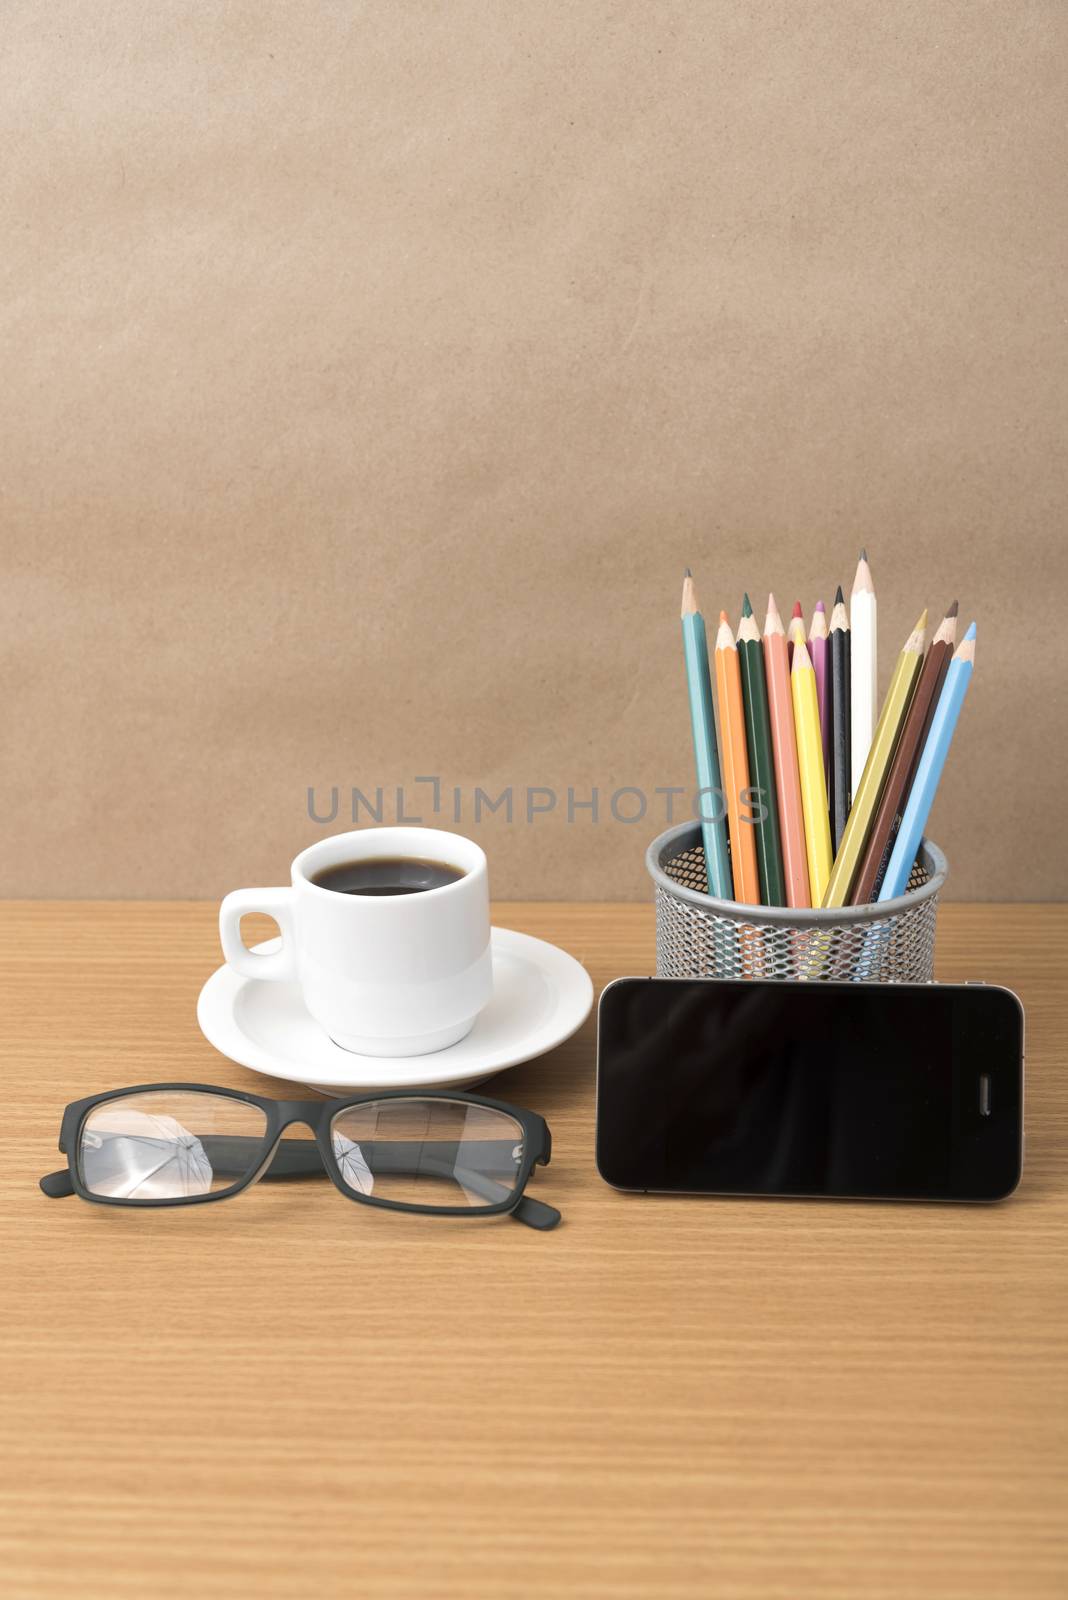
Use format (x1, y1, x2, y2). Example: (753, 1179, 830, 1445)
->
(790, 640, 833, 905)
(822, 609, 928, 907)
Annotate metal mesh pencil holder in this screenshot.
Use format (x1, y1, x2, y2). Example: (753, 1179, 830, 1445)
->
(647, 822, 946, 983)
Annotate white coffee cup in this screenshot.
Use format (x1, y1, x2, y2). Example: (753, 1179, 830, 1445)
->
(219, 827, 492, 1057)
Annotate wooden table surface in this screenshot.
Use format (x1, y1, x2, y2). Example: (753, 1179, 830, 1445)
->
(1, 901, 1066, 1600)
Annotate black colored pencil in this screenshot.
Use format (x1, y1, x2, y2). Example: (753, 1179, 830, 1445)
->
(829, 584, 851, 853)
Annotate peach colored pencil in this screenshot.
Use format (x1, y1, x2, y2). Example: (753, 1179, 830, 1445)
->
(762, 595, 811, 907)
(714, 612, 761, 905)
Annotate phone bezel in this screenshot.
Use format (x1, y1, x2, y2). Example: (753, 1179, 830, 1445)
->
(595, 976, 1024, 1204)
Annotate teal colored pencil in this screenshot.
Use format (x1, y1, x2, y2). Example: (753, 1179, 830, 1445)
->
(877, 624, 976, 901)
(681, 570, 733, 898)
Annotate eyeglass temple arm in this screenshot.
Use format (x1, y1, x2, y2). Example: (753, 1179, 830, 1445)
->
(42, 1138, 525, 1186)
(246, 1138, 560, 1229)
(40, 1169, 74, 1197)
(237, 1136, 559, 1228)
(39, 1135, 560, 1228)
(38, 1141, 344, 1198)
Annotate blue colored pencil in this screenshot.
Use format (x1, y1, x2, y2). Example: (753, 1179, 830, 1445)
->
(681, 570, 733, 898)
(877, 624, 976, 901)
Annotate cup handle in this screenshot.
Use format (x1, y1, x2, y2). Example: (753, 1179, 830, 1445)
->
(219, 888, 297, 983)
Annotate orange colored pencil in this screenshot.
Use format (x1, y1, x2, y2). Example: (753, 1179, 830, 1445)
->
(762, 595, 811, 907)
(714, 612, 761, 905)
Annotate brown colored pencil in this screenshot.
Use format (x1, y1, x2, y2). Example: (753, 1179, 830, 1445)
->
(823, 607, 927, 907)
(851, 601, 959, 903)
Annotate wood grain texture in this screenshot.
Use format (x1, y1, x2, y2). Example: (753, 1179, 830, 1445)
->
(1, 901, 1066, 1600)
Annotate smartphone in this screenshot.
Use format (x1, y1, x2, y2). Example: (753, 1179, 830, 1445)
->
(596, 978, 1023, 1203)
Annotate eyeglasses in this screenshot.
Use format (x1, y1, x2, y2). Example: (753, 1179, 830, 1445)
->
(40, 1084, 559, 1230)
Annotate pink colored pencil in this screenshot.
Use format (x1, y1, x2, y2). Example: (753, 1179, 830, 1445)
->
(809, 599, 831, 787)
(763, 594, 811, 907)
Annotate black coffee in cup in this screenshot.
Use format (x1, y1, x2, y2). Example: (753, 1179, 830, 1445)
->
(311, 857, 465, 897)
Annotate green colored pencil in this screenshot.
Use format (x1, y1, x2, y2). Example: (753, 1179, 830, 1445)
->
(681, 571, 733, 898)
(736, 594, 786, 905)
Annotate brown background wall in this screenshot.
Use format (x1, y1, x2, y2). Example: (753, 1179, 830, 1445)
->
(3, 2, 1065, 903)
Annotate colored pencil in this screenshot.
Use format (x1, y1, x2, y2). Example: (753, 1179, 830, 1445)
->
(878, 624, 977, 901)
(829, 585, 851, 853)
(763, 595, 811, 908)
(809, 599, 831, 787)
(790, 639, 833, 905)
(822, 609, 927, 907)
(787, 600, 806, 666)
(714, 612, 761, 905)
(850, 550, 877, 795)
(852, 601, 958, 904)
(737, 594, 786, 906)
(681, 571, 733, 898)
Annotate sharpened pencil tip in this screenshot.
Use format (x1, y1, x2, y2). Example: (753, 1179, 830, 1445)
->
(955, 622, 977, 665)
(860, 548, 868, 562)
(946, 599, 959, 617)
(791, 600, 802, 618)
(814, 599, 825, 613)
(741, 593, 753, 617)
(834, 584, 844, 604)
(719, 610, 729, 624)
(680, 571, 699, 617)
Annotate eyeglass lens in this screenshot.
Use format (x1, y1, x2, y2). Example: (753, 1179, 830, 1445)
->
(77, 1091, 269, 1201)
(330, 1097, 525, 1210)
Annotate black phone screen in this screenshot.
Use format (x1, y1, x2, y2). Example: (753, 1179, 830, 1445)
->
(596, 979, 1022, 1202)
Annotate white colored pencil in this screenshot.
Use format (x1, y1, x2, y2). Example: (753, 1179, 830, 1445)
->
(850, 549, 877, 794)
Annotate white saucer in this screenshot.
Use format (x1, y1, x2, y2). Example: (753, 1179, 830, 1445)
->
(196, 927, 593, 1093)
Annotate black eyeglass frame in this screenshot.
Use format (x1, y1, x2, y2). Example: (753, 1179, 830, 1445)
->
(40, 1083, 558, 1230)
